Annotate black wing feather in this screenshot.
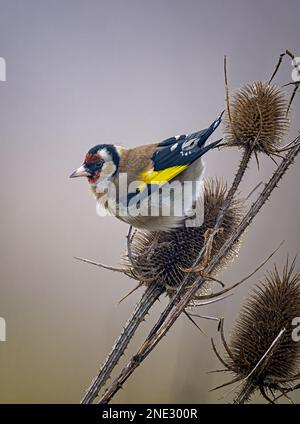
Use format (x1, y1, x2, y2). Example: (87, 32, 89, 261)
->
(152, 112, 223, 171)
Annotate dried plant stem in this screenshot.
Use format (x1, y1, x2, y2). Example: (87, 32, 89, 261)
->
(148, 147, 252, 343)
(215, 146, 251, 229)
(98, 139, 300, 403)
(224, 55, 239, 142)
(147, 147, 251, 339)
(80, 146, 250, 404)
(80, 282, 164, 404)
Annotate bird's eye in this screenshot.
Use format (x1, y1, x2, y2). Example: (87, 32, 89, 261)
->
(85, 159, 104, 174)
(95, 159, 104, 169)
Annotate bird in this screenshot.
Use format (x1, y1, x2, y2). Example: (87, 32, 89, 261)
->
(70, 112, 223, 231)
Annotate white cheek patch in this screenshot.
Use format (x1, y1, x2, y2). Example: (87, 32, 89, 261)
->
(94, 161, 116, 193)
(98, 148, 112, 161)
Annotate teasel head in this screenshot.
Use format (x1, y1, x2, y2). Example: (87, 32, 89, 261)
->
(211, 258, 300, 403)
(122, 178, 243, 300)
(223, 82, 290, 155)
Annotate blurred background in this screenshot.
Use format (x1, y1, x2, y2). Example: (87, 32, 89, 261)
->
(0, 0, 299, 403)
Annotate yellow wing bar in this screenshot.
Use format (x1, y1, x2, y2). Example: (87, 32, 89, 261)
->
(138, 165, 188, 191)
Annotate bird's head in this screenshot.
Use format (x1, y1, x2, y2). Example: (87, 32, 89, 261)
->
(69, 144, 120, 186)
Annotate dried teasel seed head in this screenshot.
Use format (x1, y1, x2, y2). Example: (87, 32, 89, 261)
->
(215, 258, 300, 403)
(122, 178, 243, 297)
(223, 82, 290, 154)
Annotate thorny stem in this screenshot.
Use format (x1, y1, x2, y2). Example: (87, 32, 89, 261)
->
(81, 57, 251, 404)
(215, 146, 251, 229)
(146, 146, 251, 342)
(143, 63, 252, 338)
(98, 139, 300, 403)
(80, 282, 165, 404)
(81, 145, 251, 404)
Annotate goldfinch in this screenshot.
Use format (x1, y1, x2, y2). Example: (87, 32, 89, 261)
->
(70, 112, 223, 231)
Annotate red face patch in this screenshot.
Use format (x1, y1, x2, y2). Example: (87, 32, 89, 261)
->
(84, 152, 104, 184)
(87, 173, 101, 184)
(84, 152, 102, 164)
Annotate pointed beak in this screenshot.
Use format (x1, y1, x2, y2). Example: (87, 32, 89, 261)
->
(69, 165, 91, 178)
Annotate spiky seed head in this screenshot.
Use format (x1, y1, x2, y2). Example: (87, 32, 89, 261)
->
(226, 259, 300, 402)
(223, 82, 289, 154)
(122, 178, 243, 298)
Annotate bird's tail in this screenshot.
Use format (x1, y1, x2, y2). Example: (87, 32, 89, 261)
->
(195, 110, 224, 147)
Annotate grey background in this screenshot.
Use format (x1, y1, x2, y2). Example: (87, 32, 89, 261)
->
(0, 0, 299, 403)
